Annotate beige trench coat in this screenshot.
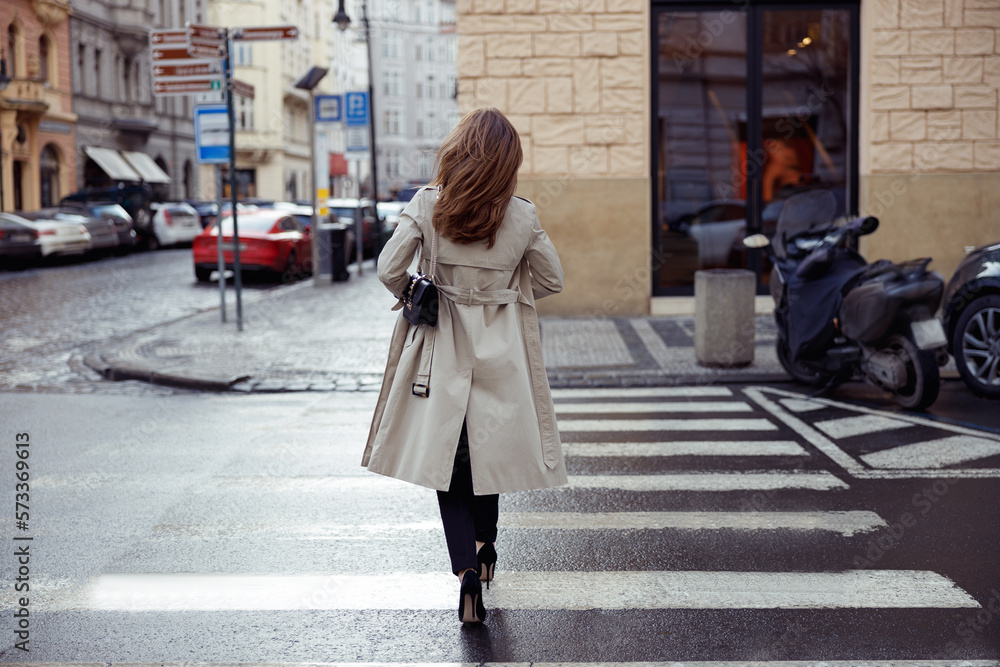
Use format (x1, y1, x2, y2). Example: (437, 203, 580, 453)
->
(362, 187, 568, 494)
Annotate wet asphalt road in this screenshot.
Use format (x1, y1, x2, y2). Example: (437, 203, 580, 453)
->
(0, 249, 999, 662)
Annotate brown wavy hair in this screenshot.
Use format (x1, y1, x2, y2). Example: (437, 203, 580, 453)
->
(429, 107, 523, 248)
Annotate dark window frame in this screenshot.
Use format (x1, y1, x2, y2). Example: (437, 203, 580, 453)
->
(649, 0, 860, 296)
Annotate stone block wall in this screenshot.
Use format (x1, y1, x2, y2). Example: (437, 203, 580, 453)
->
(455, 0, 649, 179)
(865, 0, 1000, 172)
(455, 0, 653, 316)
(861, 0, 1000, 280)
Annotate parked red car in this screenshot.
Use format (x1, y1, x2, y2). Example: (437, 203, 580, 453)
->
(192, 209, 312, 283)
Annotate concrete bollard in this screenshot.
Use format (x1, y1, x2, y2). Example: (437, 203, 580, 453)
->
(694, 269, 756, 367)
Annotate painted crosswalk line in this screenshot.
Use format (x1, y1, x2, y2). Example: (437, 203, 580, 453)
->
(747, 386, 1000, 478)
(551, 387, 734, 399)
(814, 414, 915, 439)
(862, 435, 1000, 469)
(565, 471, 848, 491)
(500, 510, 886, 535)
(558, 418, 778, 432)
(565, 440, 807, 457)
(21, 570, 977, 611)
(555, 401, 753, 414)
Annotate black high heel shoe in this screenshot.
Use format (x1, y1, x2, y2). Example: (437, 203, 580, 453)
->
(458, 569, 486, 624)
(477, 542, 497, 589)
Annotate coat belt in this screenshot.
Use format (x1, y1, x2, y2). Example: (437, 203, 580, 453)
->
(413, 284, 559, 470)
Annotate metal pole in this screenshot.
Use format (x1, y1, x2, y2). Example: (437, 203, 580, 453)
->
(362, 0, 381, 257)
(309, 89, 321, 286)
(355, 158, 363, 276)
(224, 32, 244, 331)
(216, 164, 226, 322)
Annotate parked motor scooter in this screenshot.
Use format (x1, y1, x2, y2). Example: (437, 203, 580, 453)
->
(744, 190, 948, 410)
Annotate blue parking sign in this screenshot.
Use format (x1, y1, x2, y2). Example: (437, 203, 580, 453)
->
(345, 91, 368, 126)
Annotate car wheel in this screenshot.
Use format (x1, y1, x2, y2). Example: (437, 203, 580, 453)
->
(147, 234, 160, 251)
(953, 294, 1000, 399)
(195, 267, 212, 282)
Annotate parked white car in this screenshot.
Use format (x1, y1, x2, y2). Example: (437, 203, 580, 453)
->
(149, 202, 202, 249)
(2, 211, 91, 258)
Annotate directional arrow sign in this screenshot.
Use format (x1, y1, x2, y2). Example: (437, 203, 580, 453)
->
(187, 23, 225, 42)
(152, 47, 199, 61)
(232, 25, 299, 41)
(188, 43, 225, 58)
(153, 61, 223, 79)
(153, 78, 223, 97)
(150, 29, 188, 46)
(231, 79, 255, 99)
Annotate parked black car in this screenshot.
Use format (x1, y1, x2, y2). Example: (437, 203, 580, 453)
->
(942, 242, 1000, 399)
(62, 184, 153, 248)
(54, 202, 137, 254)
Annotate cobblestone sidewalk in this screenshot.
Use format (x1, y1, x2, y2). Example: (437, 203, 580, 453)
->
(85, 261, 788, 393)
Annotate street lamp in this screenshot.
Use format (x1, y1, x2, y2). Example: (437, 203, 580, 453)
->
(333, 0, 381, 258)
(294, 65, 330, 285)
(0, 52, 11, 213)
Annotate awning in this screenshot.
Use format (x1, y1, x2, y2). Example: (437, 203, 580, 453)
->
(83, 146, 142, 182)
(122, 151, 172, 184)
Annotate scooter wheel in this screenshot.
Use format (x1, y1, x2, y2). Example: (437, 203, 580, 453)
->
(886, 333, 940, 410)
(776, 337, 830, 386)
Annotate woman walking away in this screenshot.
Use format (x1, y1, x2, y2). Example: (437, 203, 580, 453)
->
(363, 107, 567, 625)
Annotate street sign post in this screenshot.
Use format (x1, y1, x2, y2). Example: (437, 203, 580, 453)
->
(231, 25, 299, 41)
(194, 105, 231, 164)
(315, 95, 342, 122)
(231, 79, 255, 99)
(344, 92, 368, 126)
(154, 79, 223, 96)
(150, 29, 188, 46)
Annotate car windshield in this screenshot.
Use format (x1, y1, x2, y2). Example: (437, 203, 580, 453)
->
(90, 204, 131, 220)
(330, 207, 360, 219)
(214, 215, 279, 233)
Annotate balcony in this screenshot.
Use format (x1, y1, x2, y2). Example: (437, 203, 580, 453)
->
(0, 80, 49, 114)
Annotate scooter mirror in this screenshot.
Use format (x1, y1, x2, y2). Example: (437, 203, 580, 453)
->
(743, 234, 770, 249)
(860, 216, 879, 235)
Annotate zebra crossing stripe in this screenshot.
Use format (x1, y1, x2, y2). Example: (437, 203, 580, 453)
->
(35, 663, 1000, 667)
(565, 472, 848, 491)
(499, 510, 885, 535)
(815, 415, 915, 439)
(565, 440, 807, 457)
(551, 387, 734, 399)
(45, 569, 977, 611)
(558, 419, 778, 432)
(555, 401, 753, 414)
(861, 435, 1000, 469)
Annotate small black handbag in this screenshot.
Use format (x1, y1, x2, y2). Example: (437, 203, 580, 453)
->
(402, 228, 438, 327)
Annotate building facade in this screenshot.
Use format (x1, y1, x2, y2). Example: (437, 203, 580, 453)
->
(70, 0, 204, 202)
(365, 0, 459, 198)
(205, 0, 344, 203)
(0, 0, 77, 212)
(456, 0, 999, 315)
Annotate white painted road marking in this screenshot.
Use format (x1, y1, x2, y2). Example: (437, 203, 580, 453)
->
(747, 386, 1000, 478)
(565, 440, 807, 457)
(500, 510, 887, 536)
(558, 418, 779, 432)
(29, 570, 975, 611)
(565, 472, 848, 491)
(861, 435, 1000, 469)
(815, 415, 915, 439)
(555, 401, 753, 414)
(551, 387, 734, 399)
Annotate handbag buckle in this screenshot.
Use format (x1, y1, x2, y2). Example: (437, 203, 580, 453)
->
(412, 383, 430, 398)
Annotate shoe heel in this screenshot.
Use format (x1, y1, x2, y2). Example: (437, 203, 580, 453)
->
(477, 542, 497, 589)
(459, 570, 486, 624)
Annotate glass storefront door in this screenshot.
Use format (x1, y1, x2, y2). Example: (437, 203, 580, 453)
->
(653, 3, 858, 295)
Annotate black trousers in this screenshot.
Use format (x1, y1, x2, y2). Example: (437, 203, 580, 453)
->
(436, 422, 499, 575)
